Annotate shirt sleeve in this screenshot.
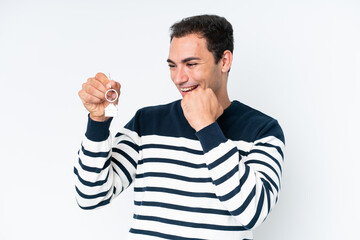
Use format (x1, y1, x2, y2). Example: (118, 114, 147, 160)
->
(195, 119, 285, 229)
(74, 115, 141, 210)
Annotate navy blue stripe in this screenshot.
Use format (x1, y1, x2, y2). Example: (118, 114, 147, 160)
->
(133, 214, 247, 231)
(78, 157, 111, 173)
(134, 201, 231, 216)
(129, 228, 205, 240)
(240, 165, 250, 185)
(75, 186, 109, 199)
(77, 196, 111, 210)
(238, 149, 249, 157)
(112, 148, 137, 169)
(111, 157, 133, 184)
(114, 134, 140, 153)
(111, 168, 124, 194)
(262, 179, 271, 214)
(218, 184, 240, 202)
(119, 140, 140, 153)
(74, 167, 109, 187)
(112, 166, 120, 177)
(136, 172, 212, 183)
(213, 164, 239, 186)
(259, 173, 275, 193)
(248, 149, 282, 173)
(81, 144, 109, 158)
(134, 187, 217, 198)
(141, 144, 203, 155)
(245, 187, 265, 229)
(208, 147, 238, 170)
(231, 186, 256, 216)
(138, 158, 207, 169)
(245, 160, 280, 183)
(259, 171, 278, 192)
(255, 142, 284, 159)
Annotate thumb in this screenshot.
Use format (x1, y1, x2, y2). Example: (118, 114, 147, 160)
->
(112, 80, 121, 93)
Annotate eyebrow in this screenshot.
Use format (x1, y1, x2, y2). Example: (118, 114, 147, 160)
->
(167, 57, 201, 64)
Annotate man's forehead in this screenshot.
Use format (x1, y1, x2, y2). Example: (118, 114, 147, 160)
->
(168, 34, 209, 60)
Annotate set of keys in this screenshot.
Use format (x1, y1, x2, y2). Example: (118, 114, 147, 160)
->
(104, 73, 118, 117)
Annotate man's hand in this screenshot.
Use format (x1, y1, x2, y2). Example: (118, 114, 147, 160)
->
(181, 88, 223, 132)
(78, 72, 121, 122)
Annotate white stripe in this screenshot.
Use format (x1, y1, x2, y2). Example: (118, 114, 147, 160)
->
(133, 188, 222, 209)
(252, 145, 283, 164)
(75, 186, 114, 208)
(74, 161, 109, 183)
(130, 214, 253, 240)
(142, 135, 202, 150)
(204, 140, 235, 165)
(246, 152, 282, 176)
(245, 154, 281, 183)
(78, 150, 110, 169)
(134, 205, 242, 227)
(74, 169, 114, 198)
(82, 136, 112, 152)
(134, 174, 214, 193)
(142, 148, 203, 162)
(116, 128, 141, 146)
(244, 163, 281, 192)
(114, 141, 139, 162)
(254, 136, 285, 149)
(138, 159, 207, 178)
(233, 140, 255, 152)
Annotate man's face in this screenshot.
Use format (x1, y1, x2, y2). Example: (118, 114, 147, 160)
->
(167, 34, 224, 97)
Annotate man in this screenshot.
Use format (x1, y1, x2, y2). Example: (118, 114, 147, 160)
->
(76, 14, 285, 239)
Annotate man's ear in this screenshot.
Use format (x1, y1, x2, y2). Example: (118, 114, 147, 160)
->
(220, 50, 233, 73)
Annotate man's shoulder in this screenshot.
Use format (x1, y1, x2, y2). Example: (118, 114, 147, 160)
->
(226, 100, 275, 123)
(233, 100, 275, 121)
(220, 100, 284, 142)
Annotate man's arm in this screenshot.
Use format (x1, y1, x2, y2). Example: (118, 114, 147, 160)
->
(182, 88, 284, 229)
(74, 116, 140, 210)
(75, 73, 139, 209)
(196, 120, 284, 229)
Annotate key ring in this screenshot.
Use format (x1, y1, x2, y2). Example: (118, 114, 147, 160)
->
(105, 89, 118, 103)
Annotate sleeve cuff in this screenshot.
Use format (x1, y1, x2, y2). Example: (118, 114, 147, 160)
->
(195, 122, 227, 153)
(85, 115, 113, 142)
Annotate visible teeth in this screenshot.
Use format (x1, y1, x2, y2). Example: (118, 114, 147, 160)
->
(181, 86, 197, 92)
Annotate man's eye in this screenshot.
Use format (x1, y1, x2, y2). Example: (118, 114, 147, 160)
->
(168, 64, 176, 68)
(187, 63, 197, 67)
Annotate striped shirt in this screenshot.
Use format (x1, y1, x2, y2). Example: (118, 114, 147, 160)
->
(74, 100, 285, 239)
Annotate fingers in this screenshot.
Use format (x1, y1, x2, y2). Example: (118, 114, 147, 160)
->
(84, 82, 106, 100)
(79, 77, 107, 104)
(111, 80, 121, 93)
(94, 72, 109, 85)
(79, 73, 121, 106)
(88, 77, 108, 92)
(94, 72, 121, 92)
(78, 88, 103, 104)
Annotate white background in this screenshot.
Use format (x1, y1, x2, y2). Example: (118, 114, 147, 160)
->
(0, 0, 359, 239)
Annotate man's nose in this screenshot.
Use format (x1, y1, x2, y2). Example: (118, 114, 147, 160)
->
(173, 66, 188, 85)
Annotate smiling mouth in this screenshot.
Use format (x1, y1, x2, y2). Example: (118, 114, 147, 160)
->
(180, 85, 199, 92)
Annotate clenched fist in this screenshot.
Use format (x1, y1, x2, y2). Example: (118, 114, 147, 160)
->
(181, 88, 224, 132)
(78, 72, 121, 121)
